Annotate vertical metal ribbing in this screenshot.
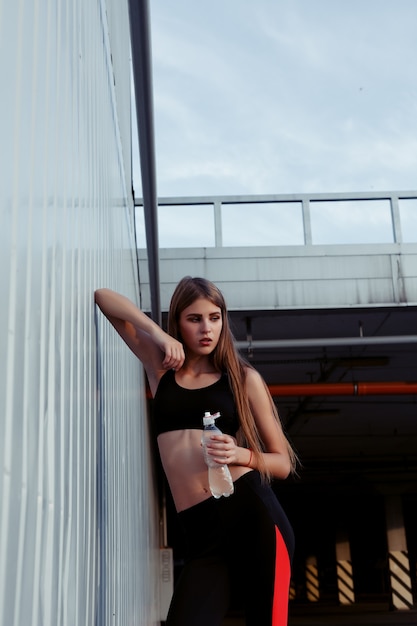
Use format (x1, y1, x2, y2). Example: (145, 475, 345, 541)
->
(0, 0, 161, 624)
(305, 555, 320, 602)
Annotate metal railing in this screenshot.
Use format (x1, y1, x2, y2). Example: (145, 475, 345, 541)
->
(135, 190, 417, 248)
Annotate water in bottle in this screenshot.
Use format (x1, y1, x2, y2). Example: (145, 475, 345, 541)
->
(202, 411, 234, 498)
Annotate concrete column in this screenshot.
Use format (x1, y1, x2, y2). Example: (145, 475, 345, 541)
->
(335, 532, 355, 605)
(385, 494, 414, 610)
(305, 555, 320, 602)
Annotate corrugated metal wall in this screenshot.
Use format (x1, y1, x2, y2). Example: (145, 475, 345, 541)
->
(0, 1, 160, 625)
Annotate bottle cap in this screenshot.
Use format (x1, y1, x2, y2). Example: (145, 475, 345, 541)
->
(203, 411, 220, 426)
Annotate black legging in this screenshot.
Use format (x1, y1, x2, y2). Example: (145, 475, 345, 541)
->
(166, 470, 294, 626)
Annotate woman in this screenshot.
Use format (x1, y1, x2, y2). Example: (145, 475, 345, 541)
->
(95, 276, 296, 626)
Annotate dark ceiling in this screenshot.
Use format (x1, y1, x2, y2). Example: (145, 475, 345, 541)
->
(229, 305, 417, 481)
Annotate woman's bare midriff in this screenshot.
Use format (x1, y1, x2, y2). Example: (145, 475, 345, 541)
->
(157, 429, 253, 512)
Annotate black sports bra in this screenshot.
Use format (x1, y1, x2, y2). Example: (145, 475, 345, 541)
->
(153, 369, 240, 437)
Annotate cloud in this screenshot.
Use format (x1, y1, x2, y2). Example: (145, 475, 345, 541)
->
(143, 0, 417, 202)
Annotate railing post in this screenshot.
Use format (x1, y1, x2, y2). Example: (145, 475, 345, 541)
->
(214, 199, 223, 247)
(390, 195, 403, 243)
(302, 198, 313, 245)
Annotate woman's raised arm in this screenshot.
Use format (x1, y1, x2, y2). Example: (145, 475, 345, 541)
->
(94, 288, 185, 394)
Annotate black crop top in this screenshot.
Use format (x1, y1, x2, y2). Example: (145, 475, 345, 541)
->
(153, 369, 240, 437)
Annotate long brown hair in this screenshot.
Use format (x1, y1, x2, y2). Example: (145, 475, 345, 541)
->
(167, 276, 297, 478)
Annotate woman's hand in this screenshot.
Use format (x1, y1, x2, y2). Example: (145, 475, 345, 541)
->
(155, 333, 185, 371)
(204, 435, 251, 467)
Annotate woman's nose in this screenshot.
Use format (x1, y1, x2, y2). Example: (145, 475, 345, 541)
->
(201, 318, 211, 332)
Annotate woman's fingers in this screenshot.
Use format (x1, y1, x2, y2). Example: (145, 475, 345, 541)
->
(206, 435, 237, 464)
(161, 340, 185, 370)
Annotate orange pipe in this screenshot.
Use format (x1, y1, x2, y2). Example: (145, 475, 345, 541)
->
(146, 381, 417, 399)
(268, 382, 417, 397)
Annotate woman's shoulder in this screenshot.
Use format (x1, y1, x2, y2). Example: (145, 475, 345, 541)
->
(243, 364, 262, 383)
(243, 365, 268, 395)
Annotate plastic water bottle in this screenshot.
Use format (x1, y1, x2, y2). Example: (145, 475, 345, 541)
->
(202, 411, 234, 498)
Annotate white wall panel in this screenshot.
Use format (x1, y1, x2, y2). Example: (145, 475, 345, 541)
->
(139, 243, 417, 312)
(0, 1, 160, 625)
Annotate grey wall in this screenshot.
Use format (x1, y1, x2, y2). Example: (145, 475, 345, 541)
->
(0, 1, 160, 624)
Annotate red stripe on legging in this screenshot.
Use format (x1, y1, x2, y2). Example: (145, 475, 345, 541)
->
(272, 526, 291, 625)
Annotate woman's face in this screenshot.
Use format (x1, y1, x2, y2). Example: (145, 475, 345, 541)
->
(178, 297, 223, 357)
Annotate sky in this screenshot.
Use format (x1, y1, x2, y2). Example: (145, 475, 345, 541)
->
(133, 0, 417, 246)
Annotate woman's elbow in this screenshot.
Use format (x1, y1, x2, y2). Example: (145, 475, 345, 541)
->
(94, 288, 112, 306)
(275, 454, 292, 480)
